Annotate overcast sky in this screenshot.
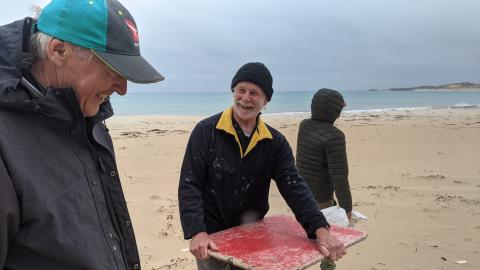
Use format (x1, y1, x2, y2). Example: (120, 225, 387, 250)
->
(3, 0, 480, 92)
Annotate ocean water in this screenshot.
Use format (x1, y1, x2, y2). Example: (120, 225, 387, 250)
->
(109, 90, 480, 116)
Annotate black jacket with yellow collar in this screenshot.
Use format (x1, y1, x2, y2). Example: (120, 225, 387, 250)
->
(179, 108, 329, 239)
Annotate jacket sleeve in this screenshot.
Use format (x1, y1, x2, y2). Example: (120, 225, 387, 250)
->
(178, 123, 210, 239)
(273, 136, 329, 239)
(0, 156, 20, 267)
(325, 132, 352, 213)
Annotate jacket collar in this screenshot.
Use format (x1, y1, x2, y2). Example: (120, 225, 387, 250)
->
(216, 107, 273, 158)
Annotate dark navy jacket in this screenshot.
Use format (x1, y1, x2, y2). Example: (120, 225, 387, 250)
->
(178, 107, 329, 240)
(0, 18, 140, 270)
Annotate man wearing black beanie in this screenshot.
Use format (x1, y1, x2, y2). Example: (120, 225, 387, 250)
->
(179, 62, 346, 270)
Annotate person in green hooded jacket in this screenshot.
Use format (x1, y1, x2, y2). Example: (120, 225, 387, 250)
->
(296, 88, 352, 270)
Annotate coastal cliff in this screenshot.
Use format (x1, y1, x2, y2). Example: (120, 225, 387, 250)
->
(389, 82, 480, 91)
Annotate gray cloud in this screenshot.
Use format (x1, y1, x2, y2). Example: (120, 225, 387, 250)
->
(4, 0, 480, 92)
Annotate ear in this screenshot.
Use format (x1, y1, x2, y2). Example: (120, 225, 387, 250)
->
(45, 38, 67, 66)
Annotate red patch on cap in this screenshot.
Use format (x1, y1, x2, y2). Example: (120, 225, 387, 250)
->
(125, 20, 139, 43)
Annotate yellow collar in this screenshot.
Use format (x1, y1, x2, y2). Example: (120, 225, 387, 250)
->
(216, 107, 273, 158)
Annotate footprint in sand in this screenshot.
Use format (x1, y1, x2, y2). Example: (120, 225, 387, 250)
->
(158, 231, 168, 237)
(153, 257, 193, 270)
(120, 131, 145, 138)
(419, 174, 446, 181)
(452, 180, 468, 185)
(150, 195, 161, 200)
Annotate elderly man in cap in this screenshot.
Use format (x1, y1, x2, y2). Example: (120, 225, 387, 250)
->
(178, 62, 346, 270)
(0, 0, 163, 269)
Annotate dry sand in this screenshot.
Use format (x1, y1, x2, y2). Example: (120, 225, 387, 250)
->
(106, 108, 480, 270)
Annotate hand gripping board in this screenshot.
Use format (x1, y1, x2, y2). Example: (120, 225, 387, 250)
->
(208, 215, 367, 270)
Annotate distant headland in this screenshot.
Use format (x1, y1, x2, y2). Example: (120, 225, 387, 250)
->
(388, 82, 480, 91)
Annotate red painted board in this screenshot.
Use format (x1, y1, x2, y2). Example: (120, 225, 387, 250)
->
(208, 214, 367, 270)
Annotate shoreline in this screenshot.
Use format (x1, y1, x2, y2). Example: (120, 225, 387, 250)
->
(108, 106, 480, 121)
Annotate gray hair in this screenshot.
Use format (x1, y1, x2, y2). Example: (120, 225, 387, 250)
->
(29, 5, 93, 62)
(29, 31, 53, 59)
(28, 5, 49, 59)
(29, 31, 94, 62)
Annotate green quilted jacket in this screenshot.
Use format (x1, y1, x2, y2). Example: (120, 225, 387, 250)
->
(296, 89, 352, 213)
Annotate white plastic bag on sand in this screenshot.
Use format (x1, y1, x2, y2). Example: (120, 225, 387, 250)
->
(320, 206, 349, 227)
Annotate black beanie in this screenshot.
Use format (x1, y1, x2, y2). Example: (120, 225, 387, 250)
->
(231, 62, 274, 101)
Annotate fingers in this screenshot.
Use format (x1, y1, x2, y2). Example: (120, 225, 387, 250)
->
(329, 246, 338, 261)
(188, 242, 200, 259)
(330, 241, 346, 261)
(319, 244, 330, 258)
(190, 243, 209, 259)
(209, 239, 219, 251)
(190, 234, 209, 259)
(331, 248, 345, 261)
(189, 233, 218, 260)
(199, 243, 208, 259)
(317, 235, 346, 261)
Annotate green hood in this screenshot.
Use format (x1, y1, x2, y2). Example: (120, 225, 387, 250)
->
(311, 88, 345, 123)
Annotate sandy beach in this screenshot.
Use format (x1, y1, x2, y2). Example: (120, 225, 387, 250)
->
(106, 107, 480, 270)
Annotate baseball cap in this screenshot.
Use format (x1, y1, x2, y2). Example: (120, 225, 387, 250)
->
(37, 0, 164, 84)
